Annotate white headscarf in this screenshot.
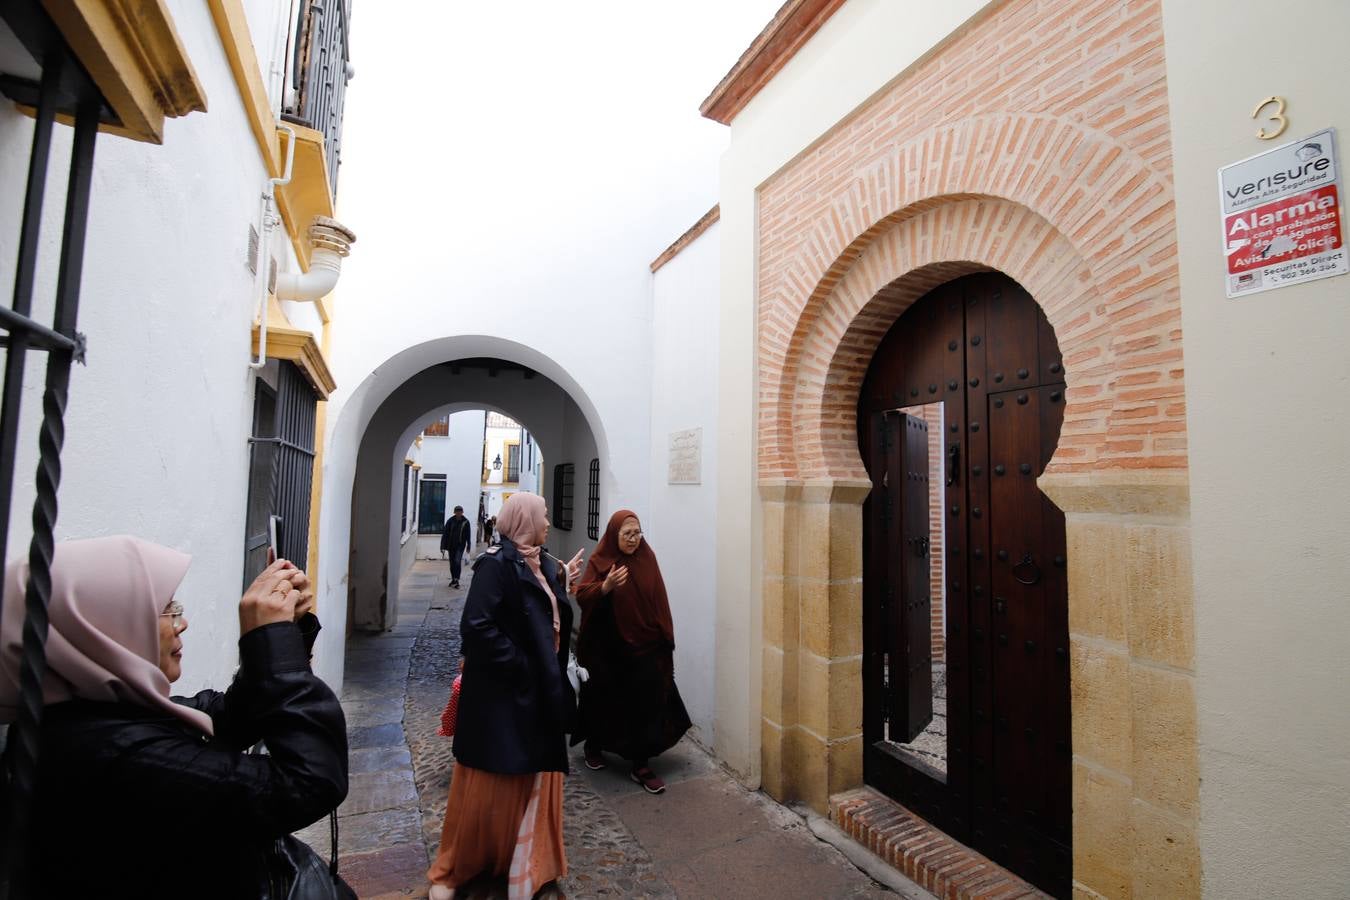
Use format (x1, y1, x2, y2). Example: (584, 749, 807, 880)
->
(0, 536, 213, 735)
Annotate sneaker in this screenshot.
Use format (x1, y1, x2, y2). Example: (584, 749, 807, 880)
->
(450, 580, 460, 588)
(584, 746, 606, 770)
(630, 766, 665, 794)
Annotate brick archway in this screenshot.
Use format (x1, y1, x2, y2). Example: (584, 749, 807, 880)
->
(757, 155, 1199, 900)
(759, 113, 1186, 484)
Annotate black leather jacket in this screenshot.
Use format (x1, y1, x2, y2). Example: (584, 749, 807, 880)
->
(453, 539, 575, 774)
(3, 618, 347, 899)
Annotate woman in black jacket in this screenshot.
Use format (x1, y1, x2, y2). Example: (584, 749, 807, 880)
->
(0, 536, 348, 899)
(428, 492, 576, 900)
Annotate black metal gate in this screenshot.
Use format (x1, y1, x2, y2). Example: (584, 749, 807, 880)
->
(244, 361, 319, 588)
(0, 8, 106, 897)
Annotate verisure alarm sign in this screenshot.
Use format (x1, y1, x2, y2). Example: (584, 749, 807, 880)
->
(1220, 128, 1347, 297)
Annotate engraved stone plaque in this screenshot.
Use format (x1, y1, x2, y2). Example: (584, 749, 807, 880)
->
(667, 427, 702, 484)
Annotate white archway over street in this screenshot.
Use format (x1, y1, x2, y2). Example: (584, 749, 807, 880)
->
(313, 336, 640, 690)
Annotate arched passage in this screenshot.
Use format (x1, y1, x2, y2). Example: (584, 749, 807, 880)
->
(313, 337, 617, 681)
(348, 362, 599, 632)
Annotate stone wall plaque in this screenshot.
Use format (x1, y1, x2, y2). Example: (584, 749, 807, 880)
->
(667, 427, 702, 484)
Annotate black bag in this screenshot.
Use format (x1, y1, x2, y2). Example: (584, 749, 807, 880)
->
(260, 812, 357, 900)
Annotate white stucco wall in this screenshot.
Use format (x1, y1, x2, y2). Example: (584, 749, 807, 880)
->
(648, 222, 721, 745)
(1162, 1, 1350, 895)
(0, 8, 327, 692)
(712, 0, 995, 778)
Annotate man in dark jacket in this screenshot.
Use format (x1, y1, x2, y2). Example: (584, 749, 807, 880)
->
(441, 505, 473, 588)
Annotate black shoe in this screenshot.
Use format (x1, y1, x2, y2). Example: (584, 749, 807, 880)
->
(450, 581, 460, 588)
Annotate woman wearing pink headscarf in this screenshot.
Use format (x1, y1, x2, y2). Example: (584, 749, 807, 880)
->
(428, 492, 573, 900)
(0, 536, 348, 898)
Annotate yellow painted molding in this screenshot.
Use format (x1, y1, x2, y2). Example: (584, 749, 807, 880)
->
(41, 0, 207, 144)
(275, 124, 336, 271)
(315, 296, 333, 325)
(251, 322, 337, 399)
(206, 0, 279, 175)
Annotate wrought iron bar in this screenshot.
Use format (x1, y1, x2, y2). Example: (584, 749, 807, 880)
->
(285, 0, 350, 194)
(0, 53, 60, 582)
(0, 308, 82, 356)
(0, 82, 100, 900)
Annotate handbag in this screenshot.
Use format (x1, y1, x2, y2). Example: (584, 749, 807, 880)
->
(437, 673, 463, 737)
(260, 812, 357, 900)
(566, 650, 589, 694)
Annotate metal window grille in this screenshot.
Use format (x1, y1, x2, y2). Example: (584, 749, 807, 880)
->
(0, 7, 106, 894)
(506, 443, 521, 483)
(587, 458, 600, 540)
(552, 463, 575, 531)
(242, 362, 318, 588)
(284, 0, 352, 195)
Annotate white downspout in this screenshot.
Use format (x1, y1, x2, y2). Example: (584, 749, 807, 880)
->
(250, 124, 297, 371)
(274, 216, 357, 301)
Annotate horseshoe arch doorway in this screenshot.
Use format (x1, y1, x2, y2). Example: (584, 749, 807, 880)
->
(859, 271, 1070, 896)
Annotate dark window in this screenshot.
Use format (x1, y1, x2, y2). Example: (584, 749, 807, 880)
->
(552, 463, 575, 531)
(506, 443, 521, 483)
(418, 478, 446, 534)
(243, 361, 318, 589)
(401, 463, 412, 534)
(587, 458, 600, 539)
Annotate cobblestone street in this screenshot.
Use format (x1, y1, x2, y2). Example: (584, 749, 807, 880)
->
(298, 558, 902, 899)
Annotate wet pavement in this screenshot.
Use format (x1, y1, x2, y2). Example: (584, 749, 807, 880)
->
(298, 556, 901, 899)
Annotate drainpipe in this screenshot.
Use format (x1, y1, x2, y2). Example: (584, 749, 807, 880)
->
(274, 216, 357, 302)
(250, 124, 297, 370)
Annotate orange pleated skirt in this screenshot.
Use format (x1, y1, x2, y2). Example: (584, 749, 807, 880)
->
(428, 762, 566, 899)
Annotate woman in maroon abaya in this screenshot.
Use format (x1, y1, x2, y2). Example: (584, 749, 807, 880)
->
(573, 510, 690, 794)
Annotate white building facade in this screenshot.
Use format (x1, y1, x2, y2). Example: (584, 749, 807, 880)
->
(0, 0, 354, 692)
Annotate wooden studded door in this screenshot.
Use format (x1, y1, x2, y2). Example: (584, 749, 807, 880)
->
(859, 272, 1070, 896)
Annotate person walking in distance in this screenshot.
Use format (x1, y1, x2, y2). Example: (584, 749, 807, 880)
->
(442, 505, 473, 588)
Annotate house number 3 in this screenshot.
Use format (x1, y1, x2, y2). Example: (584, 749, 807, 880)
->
(1252, 96, 1288, 140)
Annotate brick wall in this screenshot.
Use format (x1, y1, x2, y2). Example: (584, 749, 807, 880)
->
(756, 0, 1186, 481)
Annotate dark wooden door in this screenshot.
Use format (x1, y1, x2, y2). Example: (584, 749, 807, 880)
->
(886, 410, 934, 742)
(859, 273, 1070, 896)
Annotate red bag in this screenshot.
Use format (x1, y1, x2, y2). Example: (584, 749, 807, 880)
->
(438, 674, 462, 737)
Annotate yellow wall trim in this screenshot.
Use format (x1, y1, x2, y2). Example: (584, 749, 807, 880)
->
(275, 125, 337, 273)
(42, 0, 207, 143)
(251, 322, 337, 399)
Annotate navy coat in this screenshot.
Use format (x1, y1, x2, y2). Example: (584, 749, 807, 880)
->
(453, 538, 575, 774)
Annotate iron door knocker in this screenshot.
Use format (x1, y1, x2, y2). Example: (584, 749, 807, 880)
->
(1013, 551, 1042, 586)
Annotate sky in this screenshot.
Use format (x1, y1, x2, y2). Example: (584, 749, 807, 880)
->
(335, 1, 784, 325)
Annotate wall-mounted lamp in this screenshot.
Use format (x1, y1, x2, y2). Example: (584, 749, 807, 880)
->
(492, 454, 502, 470)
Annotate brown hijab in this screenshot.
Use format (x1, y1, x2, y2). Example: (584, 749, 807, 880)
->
(576, 510, 674, 649)
(0, 535, 213, 735)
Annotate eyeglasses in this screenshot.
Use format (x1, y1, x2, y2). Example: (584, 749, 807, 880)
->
(159, 600, 185, 625)
(619, 531, 643, 541)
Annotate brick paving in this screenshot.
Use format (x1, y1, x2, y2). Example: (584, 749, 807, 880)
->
(300, 557, 906, 899)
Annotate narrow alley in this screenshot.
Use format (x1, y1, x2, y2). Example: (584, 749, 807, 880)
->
(298, 557, 906, 899)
